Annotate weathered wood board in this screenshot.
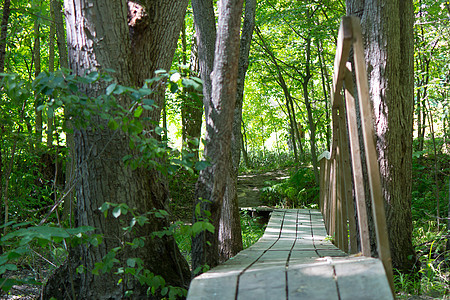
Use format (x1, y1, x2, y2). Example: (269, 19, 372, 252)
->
(186, 209, 393, 300)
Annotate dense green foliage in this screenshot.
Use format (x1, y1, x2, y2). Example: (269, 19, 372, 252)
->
(1, 0, 450, 298)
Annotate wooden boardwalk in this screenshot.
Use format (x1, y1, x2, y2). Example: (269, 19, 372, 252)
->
(187, 209, 393, 300)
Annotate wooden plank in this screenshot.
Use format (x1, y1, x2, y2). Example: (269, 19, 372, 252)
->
(338, 102, 358, 254)
(319, 153, 330, 216)
(287, 263, 339, 300)
(187, 250, 264, 300)
(343, 63, 371, 256)
(316, 249, 347, 257)
(332, 17, 353, 108)
(187, 272, 238, 300)
(237, 265, 286, 300)
(237, 250, 290, 299)
(288, 250, 321, 264)
(188, 209, 394, 300)
(333, 257, 394, 300)
(329, 158, 337, 240)
(350, 16, 394, 295)
(270, 239, 296, 250)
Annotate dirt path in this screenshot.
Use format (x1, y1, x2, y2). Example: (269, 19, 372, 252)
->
(237, 169, 289, 208)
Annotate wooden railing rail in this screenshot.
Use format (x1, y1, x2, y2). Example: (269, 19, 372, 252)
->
(318, 16, 394, 294)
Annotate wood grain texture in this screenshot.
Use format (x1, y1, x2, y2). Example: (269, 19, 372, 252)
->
(187, 209, 392, 300)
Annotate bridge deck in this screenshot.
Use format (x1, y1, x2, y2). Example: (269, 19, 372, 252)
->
(187, 209, 393, 300)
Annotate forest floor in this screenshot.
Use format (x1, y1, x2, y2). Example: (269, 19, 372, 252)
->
(2, 168, 290, 299)
(237, 169, 289, 208)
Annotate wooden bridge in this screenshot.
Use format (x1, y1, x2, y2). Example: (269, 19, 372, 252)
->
(187, 16, 395, 300)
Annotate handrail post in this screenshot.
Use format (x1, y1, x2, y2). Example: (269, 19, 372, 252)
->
(350, 16, 394, 295)
(318, 16, 395, 297)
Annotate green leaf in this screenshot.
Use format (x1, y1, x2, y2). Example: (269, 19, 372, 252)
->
(99, 202, 111, 218)
(108, 119, 119, 130)
(76, 265, 86, 274)
(169, 82, 178, 93)
(134, 106, 143, 118)
(138, 88, 152, 96)
(143, 99, 154, 106)
(155, 126, 165, 136)
(106, 83, 117, 95)
(161, 287, 168, 296)
(195, 160, 210, 171)
(192, 222, 203, 236)
(112, 206, 121, 218)
(127, 258, 136, 268)
(204, 222, 215, 233)
(85, 71, 100, 83)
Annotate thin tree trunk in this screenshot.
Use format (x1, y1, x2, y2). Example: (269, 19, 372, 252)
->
(318, 40, 331, 151)
(0, 0, 11, 73)
(254, 27, 301, 163)
(288, 93, 304, 158)
(51, 0, 74, 222)
(47, 3, 55, 148)
(447, 176, 450, 251)
(0, 0, 11, 253)
(219, 0, 256, 262)
(181, 32, 203, 161)
(241, 120, 250, 168)
(34, 19, 42, 144)
(52, 0, 68, 69)
(302, 31, 319, 184)
(192, 0, 244, 273)
(425, 99, 440, 229)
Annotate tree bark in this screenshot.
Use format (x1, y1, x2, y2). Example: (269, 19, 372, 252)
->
(346, 0, 416, 272)
(0, 0, 10, 73)
(43, 1, 190, 299)
(51, 0, 75, 222)
(47, 3, 55, 148)
(302, 26, 319, 184)
(220, 0, 256, 262)
(317, 40, 332, 151)
(33, 19, 43, 144)
(192, 0, 244, 273)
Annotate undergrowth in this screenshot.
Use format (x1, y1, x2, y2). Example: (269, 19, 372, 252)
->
(395, 152, 450, 298)
(260, 167, 319, 208)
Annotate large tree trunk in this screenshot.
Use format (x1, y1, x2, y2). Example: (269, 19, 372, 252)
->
(219, 0, 256, 262)
(347, 0, 416, 272)
(192, 0, 244, 273)
(43, 1, 190, 299)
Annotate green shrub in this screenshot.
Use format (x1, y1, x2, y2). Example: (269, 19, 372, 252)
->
(260, 167, 319, 208)
(240, 212, 266, 249)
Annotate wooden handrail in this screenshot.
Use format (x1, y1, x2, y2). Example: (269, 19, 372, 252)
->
(318, 16, 394, 295)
